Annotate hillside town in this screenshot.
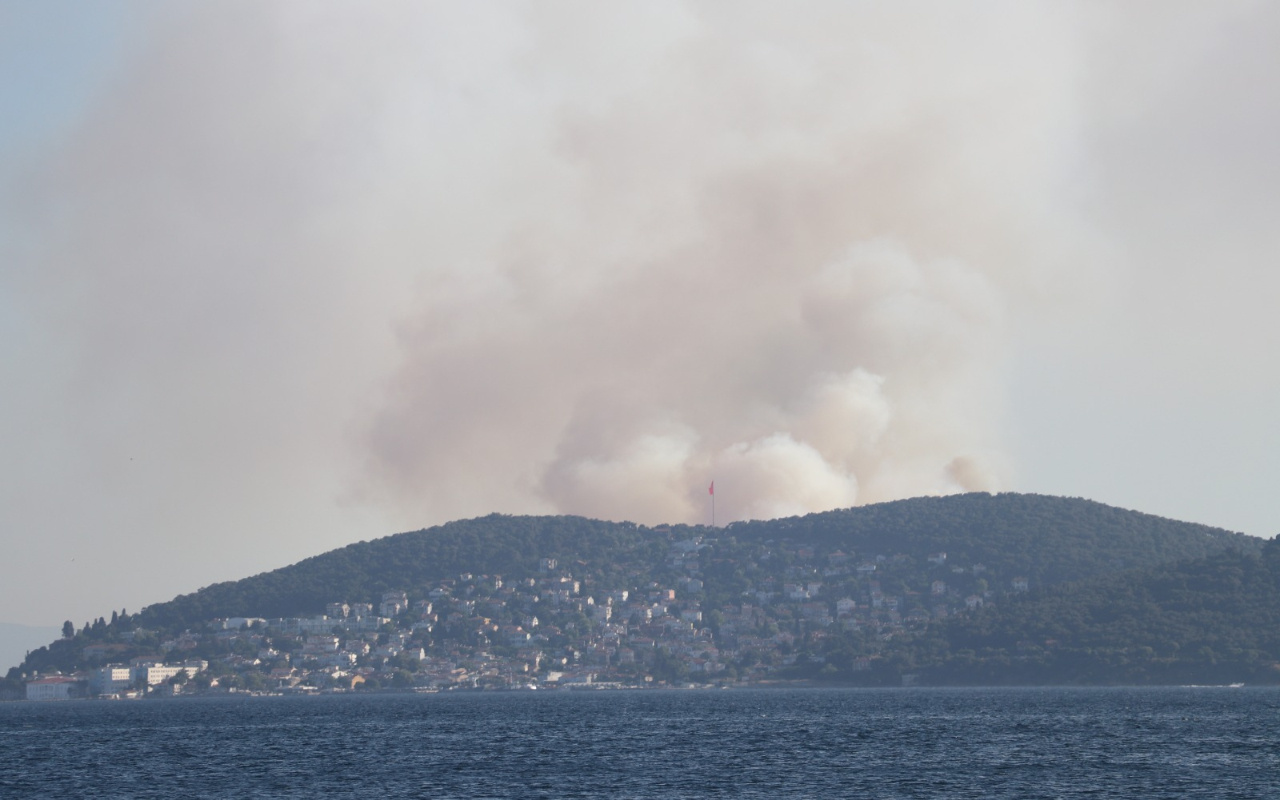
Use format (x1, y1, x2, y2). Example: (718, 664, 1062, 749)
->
(19, 532, 1030, 700)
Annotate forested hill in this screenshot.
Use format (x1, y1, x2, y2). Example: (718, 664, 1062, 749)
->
(725, 493, 1259, 584)
(137, 514, 674, 631)
(908, 538, 1280, 685)
(9, 492, 1267, 690)
(132, 492, 1258, 632)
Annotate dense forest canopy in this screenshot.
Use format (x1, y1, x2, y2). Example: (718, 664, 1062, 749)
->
(144, 492, 1259, 631)
(914, 539, 1280, 685)
(6, 492, 1272, 692)
(726, 493, 1259, 584)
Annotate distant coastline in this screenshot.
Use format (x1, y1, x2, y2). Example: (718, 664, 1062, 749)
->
(8, 494, 1278, 701)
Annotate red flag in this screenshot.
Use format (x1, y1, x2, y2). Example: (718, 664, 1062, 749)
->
(708, 481, 714, 496)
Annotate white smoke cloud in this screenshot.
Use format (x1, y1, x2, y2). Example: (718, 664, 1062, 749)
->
(2, 0, 1127, 608)
(359, 3, 1083, 525)
(5, 0, 1278, 627)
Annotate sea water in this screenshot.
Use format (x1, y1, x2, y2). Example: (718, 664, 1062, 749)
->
(2, 687, 1277, 798)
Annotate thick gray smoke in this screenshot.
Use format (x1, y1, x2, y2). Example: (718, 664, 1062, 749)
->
(360, 2, 1089, 524)
(7, 2, 1093, 542)
(7, 0, 1279, 626)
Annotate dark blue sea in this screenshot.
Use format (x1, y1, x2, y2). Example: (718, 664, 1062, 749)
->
(2, 687, 1278, 798)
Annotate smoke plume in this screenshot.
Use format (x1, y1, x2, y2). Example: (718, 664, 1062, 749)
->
(8, 2, 1094, 539)
(361, 2, 1087, 524)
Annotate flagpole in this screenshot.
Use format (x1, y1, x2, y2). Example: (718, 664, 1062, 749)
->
(709, 480, 715, 528)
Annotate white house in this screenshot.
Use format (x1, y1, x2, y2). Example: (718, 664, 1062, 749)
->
(380, 590, 408, 618)
(135, 661, 206, 686)
(26, 676, 81, 701)
(88, 666, 132, 695)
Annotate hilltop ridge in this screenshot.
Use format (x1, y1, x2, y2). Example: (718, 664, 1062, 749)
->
(138, 492, 1261, 630)
(5, 492, 1272, 697)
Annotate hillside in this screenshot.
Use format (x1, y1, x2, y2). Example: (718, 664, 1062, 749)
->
(725, 493, 1258, 586)
(907, 539, 1280, 685)
(136, 492, 1261, 632)
(134, 514, 672, 631)
(5, 493, 1269, 694)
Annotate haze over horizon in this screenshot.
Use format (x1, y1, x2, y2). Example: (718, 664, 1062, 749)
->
(2, 1, 1278, 629)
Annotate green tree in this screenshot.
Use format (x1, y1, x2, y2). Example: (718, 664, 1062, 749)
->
(243, 671, 267, 691)
(391, 669, 414, 688)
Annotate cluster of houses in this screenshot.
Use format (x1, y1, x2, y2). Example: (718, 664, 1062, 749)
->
(25, 659, 208, 701)
(23, 536, 1030, 699)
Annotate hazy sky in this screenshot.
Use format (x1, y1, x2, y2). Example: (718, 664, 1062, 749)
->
(2, 1, 1278, 629)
